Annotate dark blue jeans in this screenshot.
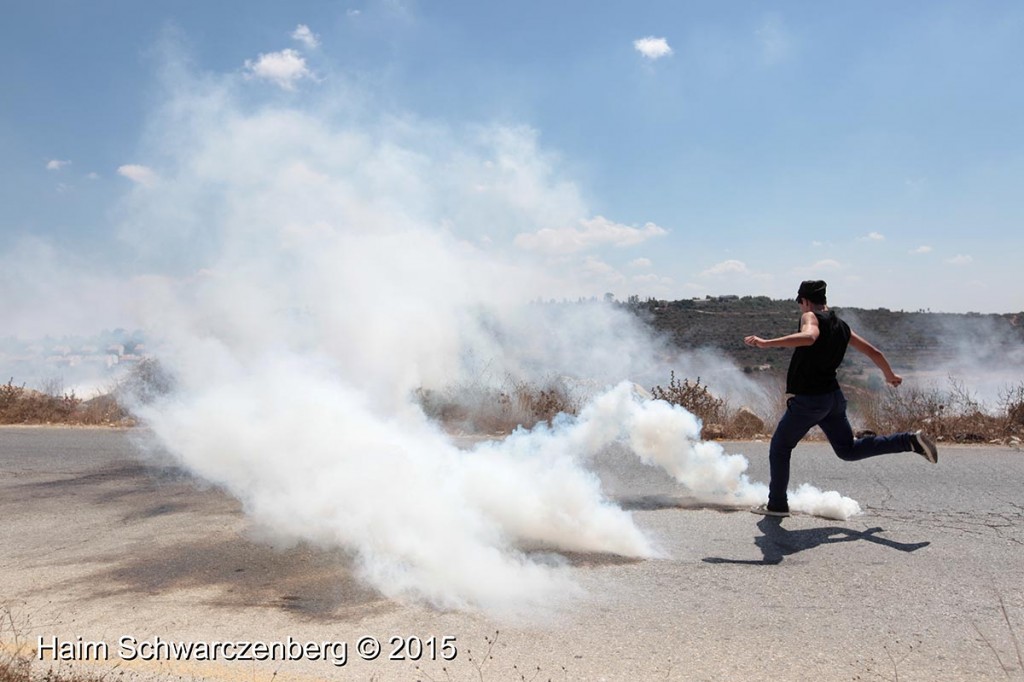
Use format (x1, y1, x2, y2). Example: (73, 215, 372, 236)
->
(768, 389, 913, 510)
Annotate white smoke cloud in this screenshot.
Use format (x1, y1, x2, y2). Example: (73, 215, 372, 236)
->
(0, 236, 137, 340)
(514, 216, 668, 254)
(103, 46, 862, 616)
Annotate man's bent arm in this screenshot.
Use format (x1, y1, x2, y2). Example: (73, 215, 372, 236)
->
(744, 312, 819, 349)
(849, 331, 902, 386)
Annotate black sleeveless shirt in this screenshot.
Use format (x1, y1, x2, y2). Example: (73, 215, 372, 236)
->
(785, 310, 851, 395)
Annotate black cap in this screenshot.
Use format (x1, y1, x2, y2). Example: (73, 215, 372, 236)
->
(797, 280, 827, 304)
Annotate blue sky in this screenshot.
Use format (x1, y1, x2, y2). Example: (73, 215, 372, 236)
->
(2, 0, 1023, 331)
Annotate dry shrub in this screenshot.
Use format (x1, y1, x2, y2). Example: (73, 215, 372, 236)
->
(74, 394, 130, 425)
(0, 378, 130, 427)
(416, 375, 580, 435)
(0, 359, 171, 426)
(650, 372, 728, 436)
(999, 382, 1024, 437)
(0, 380, 80, 425)
(115, 357, 174, 406)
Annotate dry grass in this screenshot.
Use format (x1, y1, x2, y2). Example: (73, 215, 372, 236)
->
(4, 360, 1024, 446)
(0, 379, 130, 427)
(853, 376, 1024, 444)
(0, 359, 174, 427)
(648, 371, 1024, 444)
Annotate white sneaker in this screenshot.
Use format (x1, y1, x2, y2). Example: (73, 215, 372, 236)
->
(910, 430, 938, 464)
(751, 504, 790, 518)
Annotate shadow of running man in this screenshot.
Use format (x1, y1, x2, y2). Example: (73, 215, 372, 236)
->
(703, 516, 930, 565)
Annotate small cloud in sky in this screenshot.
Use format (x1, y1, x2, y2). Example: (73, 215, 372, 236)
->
(244, 49, 314, 90)
(514, 216, 667, 254)
(910, 245, 932, 254)
(46, 159, 71, 171)
(632, 273, 671, 285)
(858, 231, 885, 242)
(633, 36, 673, 61)
(628, 258, 652, 269)
(700, 259, 749, 277)
(755, 15, 791, 65)
(794, 259, 842, 275)
(945, 254, 973, 266)
(291, 24, 320, 49)
(117, 164, 159, 187)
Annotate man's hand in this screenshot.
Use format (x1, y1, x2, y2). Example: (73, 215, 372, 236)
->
(885, 373, 903, 387)
(744, 335, 767, 348)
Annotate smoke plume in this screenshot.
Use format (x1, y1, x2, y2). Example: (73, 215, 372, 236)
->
(68, 43, 864, 615)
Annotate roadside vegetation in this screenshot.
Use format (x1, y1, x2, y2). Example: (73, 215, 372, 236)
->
(412, 369, 1024, 445)
(0, 359, 170, 427)
(0, 379, 128, 426)
(4, 363, 1024, 446)
(655, 373, 1024, 445)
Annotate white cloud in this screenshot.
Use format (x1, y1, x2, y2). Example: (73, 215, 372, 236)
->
(859, 231, 885, 242)
(291, 24, 320, 49)
(794, 259, 842, 276)
(46, 159, 71, 171)
(244, 49, 314, 90)
(117, 164, 159, 187)
(632, 273, 673, 287)
(700, 259, 749, 277)
(633, 36, 673, 61)
(514, 216, 668, 254)
(946, 254, 973, 266)
(582, 255, 620, 278)
(910, 245, 932, 254)
(86, 172, 100, 180)
(347, 9, 361, 17)
(628, 258, 652, 269)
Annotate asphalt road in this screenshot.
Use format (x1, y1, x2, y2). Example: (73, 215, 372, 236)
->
(1, 426, 1023, 681)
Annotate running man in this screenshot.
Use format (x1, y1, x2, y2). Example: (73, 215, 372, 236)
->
(744, 280, 937, 517)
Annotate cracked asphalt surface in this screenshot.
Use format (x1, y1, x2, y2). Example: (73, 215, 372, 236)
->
(1, 426, 1023, 681)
